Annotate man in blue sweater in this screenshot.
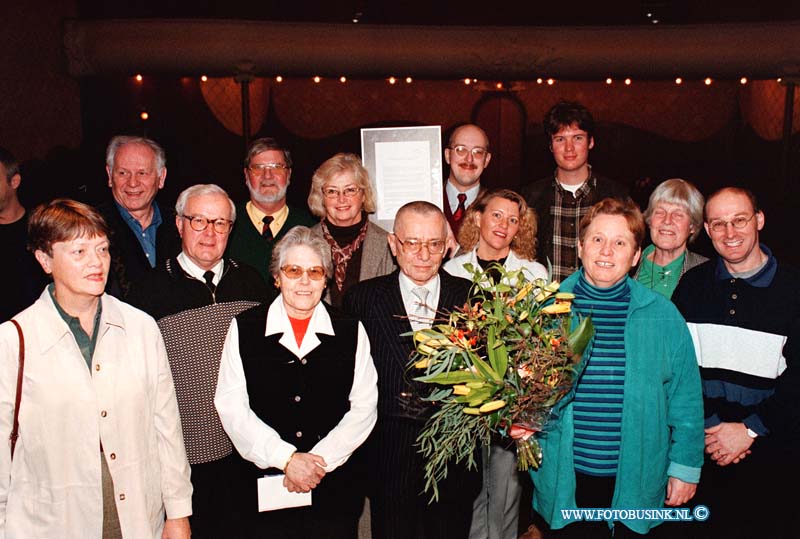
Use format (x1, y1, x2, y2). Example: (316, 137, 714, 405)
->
(673, 187, 800, 539)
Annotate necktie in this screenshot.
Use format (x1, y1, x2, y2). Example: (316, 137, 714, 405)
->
(262, 215, 274, 241)
(411, 286, 431, 329)
(203, 270, 216, 295)
(452, 193, 468, 224)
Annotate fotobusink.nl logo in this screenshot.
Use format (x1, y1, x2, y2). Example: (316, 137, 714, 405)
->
(560, 505, 710, 522)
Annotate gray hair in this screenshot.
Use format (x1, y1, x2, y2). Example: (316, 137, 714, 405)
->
(106, 136, 166, 173)
(643, 178, 705, 243)
(269, 226, 333, 279)
(393, 200, 447, 235)
(175, 183, 236, 222)
(244, 137, 292, 169)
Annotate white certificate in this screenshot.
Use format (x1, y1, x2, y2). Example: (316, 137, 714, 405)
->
(374, 140, 432, 220)
(361, 126, 443, 232)
(257, 474, 312, 512)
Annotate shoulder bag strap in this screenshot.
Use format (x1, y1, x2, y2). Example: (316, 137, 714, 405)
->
(9, 319, 24, 460)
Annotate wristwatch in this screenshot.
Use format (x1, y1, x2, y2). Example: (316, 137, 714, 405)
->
(745, 427, 759, 439)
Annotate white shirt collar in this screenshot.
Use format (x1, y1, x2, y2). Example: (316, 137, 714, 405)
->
(398, 272, 441, 329)
(177, 252, 224, 286)
(445, 181, 481, 213)
(264, 296, 335, 358)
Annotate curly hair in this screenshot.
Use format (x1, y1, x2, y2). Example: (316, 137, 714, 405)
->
(456, 189, 538, 261)
(307, 153, 376, 219)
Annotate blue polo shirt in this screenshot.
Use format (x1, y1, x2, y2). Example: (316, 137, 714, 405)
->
(115, 201, 162, 268)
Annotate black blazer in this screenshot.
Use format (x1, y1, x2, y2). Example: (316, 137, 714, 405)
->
(343, 269, 472, 419)
(343, 269, 480, 531)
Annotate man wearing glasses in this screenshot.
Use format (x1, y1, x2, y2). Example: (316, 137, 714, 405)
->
(226, 137, 315, 287)
(344, 201, 481, 539)
(520, 101, 628, 282)
(101, 135, 181, 299)
(673, 187, 800, 538)
(444, 124, 492, 236)
(129, 184, 268, 538)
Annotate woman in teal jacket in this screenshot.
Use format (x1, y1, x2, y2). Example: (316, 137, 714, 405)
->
(529, 198, 704, 537)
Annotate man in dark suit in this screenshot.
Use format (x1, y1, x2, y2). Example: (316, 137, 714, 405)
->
(344, 201, 481, 539)
(443, 123, 491, 238)
(99, 135, 180, 299)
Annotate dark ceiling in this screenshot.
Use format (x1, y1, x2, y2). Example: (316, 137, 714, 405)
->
(77, 1, 800, 27)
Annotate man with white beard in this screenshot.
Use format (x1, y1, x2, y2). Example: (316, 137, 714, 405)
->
(226, 137, 315, 288)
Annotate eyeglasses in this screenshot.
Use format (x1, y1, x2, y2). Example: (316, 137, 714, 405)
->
(450, 145, 489, 159)
(182, 215, 233, 234)
(322, 186, 363, 199)
(248, 163, 290, 175)
(280, 265, 327, 281)
(707, 214, 756, 234)
(395, 237, 447, 255)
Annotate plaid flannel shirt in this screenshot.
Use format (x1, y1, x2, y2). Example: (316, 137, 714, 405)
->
(550, 172, 598, 282)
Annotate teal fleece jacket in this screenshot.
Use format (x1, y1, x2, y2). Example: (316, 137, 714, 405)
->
(529, 273, 704, 535)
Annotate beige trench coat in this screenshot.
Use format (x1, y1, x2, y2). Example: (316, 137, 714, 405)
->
(0, 290, 192, 538)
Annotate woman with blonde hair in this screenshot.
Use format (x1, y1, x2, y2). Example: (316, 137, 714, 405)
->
(444, 188, 547, 539)
(307, 153, 395, 307)
(446, 188, 547, 283)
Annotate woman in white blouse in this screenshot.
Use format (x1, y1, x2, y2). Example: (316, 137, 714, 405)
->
(215, 226, 378, 538)
(444, 188, 547, 539)
(446, 188, 548, 284)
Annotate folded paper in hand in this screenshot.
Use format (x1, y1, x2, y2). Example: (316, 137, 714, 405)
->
(257, 474, 312, 512)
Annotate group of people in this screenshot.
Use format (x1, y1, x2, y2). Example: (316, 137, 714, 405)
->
(0, 99, 797, 539)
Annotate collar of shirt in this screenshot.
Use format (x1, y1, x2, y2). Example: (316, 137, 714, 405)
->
(553, 167, 596, 198)
(115, 201, 162, 267)
(246, 201, 289, 237)
(445, 181, 481, 213)
(398, 271, 441, 320)
(177, 252, 224, 286)
(715, 243, 777, 287)
(264, 295, 334, 358)
(47, 282, 102, 368)
(115, 200, 162, 232)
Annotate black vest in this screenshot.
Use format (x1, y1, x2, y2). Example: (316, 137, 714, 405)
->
(234, 303, 365, 509)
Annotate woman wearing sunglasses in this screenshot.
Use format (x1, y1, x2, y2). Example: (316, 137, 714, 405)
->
(215, 226, 378, 538)
(307, 153, 395, 308)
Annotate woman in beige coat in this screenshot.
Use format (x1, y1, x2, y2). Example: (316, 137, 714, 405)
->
(308, 153, 395, 308)
(0, 199, 192, 539)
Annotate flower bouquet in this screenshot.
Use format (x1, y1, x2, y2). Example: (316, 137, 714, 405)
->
(409, 263, 593, 500)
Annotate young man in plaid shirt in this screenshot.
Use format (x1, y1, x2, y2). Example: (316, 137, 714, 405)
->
(521, 101, 628, 282)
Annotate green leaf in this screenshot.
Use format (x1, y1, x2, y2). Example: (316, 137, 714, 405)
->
(495, 341, 509, 378)
(453, 386, 495, 405)
(568, 316, 594, 357)
(486, 325, 499, 373)
(415, 370, 483, 385)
